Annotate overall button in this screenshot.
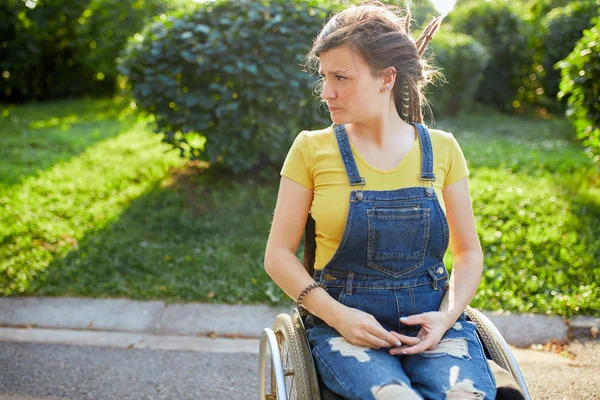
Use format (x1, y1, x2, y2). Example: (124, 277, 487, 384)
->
(323, 273, 337, 281)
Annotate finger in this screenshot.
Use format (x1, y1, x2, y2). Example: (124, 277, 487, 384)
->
(364, 318, 403, 348)
(365, 333, 394, 349)
(370, 327, 404, 348)
(390, 331, 421, 346)
(391, 338, 436, 355)
(399, 314, 429, 326)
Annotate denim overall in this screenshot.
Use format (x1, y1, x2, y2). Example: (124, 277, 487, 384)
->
(305, 123, 496, 400)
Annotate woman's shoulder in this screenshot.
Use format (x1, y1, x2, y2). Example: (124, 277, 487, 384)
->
(295, 125, 337, 153)
(426, 127, 457, 144)
(301, 125, 335, 141)
(424, 127, 466, 164)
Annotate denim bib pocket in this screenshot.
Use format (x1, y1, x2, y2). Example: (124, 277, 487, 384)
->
(366, 206, 430, 277)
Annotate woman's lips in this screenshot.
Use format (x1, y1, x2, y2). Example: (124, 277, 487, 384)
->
(329, 107, 341, 112)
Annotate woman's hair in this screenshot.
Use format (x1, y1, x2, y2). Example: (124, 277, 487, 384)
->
(304, 1, 444, 124)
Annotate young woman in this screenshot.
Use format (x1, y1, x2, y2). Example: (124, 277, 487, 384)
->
(264, 3, 496, 399)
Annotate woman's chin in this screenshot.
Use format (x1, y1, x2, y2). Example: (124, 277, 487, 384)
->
(331, 115, 348, 125)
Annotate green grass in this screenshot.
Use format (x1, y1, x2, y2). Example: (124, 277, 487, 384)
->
(0, 98, 598, 317)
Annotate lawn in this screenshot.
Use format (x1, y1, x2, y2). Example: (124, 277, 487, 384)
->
(0, 98, 598, 317)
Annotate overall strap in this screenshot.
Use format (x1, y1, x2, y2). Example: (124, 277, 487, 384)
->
(333, 124, 366, 187)
(412, 123, 436, 196)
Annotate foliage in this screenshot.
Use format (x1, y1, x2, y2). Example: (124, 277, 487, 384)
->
(427, 29, 490, 117)
(118, 0, 331, 173)
(557, 17, 600, 165)
(508, 0, 598, 118)
(511, 0, 571, 115)
(540, 1, 600, 100)
(0, 0, 194, 101)
(73, 0, 197, 96)
(0, 0, 91, 101)
(1, 99, 598, 317)
(447, 0, 532, 113)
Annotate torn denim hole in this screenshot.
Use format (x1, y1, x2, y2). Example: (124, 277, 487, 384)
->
(449, 365, 460, 386)
(420, 338, 470, 360)
(328, 336, 371, 363)
(371, 382, 421, 400)
(446, 379, 486, 399)
(452, 322, 463, 331)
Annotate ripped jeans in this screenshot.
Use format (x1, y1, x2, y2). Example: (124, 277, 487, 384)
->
(306, 269, 497, 400)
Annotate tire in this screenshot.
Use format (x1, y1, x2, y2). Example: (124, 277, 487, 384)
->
(273, 313, 314, 400)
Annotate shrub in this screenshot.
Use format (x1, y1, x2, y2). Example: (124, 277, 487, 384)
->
(73, 0, 197, 96)
(511, 0, 571, 115)
(447, 0, 532, 112)
(118, 0, 331, 173)
(557, 17, 600, 165)
(0, 0, 91, 101)
(427, 30, 490, 117)
(541, 1, 599, 99)
(0, 0, 194, 101)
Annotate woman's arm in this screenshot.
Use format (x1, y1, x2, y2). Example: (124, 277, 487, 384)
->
(265, 176, 403, 349)
(390, 176, 483, 355)
(264, 176, 336, 320)
(439, 176, 484, 322)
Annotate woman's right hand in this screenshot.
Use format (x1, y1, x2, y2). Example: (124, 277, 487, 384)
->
(330, 305, 420, 349)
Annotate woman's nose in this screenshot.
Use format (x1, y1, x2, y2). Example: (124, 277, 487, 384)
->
(320, 80, 335, 101)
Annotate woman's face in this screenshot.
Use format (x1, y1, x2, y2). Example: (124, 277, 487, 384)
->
(318, 45, 388, 125)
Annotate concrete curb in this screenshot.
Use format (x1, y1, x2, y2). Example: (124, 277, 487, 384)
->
(0, 297, 597, 347)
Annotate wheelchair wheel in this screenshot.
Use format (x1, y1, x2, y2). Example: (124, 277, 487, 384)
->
(465, 306, 531, 400)
(272, 313, 314, 399)
(259, 311, 320, 400)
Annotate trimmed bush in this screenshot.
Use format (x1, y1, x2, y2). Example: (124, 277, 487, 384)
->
(557, 17, 600, 165)
(73, 0, 197, 96)
(447, 0, 532, 112)
(427, 30, 490, 117)
(118, 0, 331, 173)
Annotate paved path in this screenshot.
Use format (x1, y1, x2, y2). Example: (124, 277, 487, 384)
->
(0, 296, 598, 399)
(513, 341, 600, 400)
(0, 341, 257, 400)
(0, 338, 598, 400)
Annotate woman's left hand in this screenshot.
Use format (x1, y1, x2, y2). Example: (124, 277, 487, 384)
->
(388, 311, 453, 355)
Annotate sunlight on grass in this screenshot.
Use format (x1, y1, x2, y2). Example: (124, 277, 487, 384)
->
(0, 119, 185, 294)
(468, 167, 599, 315)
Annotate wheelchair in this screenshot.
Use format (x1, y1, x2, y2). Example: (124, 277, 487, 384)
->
(259, 306, 531, 400)
(259, 216, 531, 400)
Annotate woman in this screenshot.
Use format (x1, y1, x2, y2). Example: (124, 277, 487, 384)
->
(264, 2, 496, 399)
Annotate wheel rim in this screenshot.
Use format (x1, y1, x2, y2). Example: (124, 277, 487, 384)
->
(276, 331, 297, 400)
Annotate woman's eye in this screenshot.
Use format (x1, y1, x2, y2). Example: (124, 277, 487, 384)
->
(319, 75, 346, 81)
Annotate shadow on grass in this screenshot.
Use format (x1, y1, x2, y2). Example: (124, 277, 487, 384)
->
(29, 163, 291, 305)
(0, 97, 141, 188)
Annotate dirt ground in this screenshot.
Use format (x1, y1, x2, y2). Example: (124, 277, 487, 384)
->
(512, 340, 599, 399)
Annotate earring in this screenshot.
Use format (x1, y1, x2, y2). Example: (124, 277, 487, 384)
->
(401, 84, 410, 118)
(382, 84, 393, 92)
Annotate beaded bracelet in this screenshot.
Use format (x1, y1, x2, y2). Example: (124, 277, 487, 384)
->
(296, 282, 327, 313)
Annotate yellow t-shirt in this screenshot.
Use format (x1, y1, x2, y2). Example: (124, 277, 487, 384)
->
(280, 124, 469, 270)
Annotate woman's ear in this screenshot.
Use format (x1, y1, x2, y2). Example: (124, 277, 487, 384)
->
(381, 66, 397, 88)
